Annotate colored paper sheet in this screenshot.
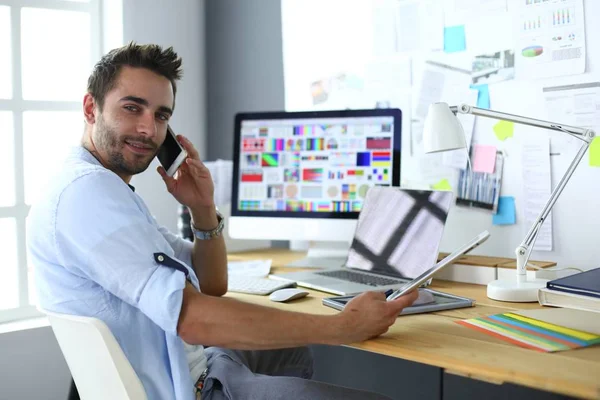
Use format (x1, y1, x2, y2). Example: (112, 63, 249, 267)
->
(472, 144, 497, 173)
(444, 25, 466, 53)
(493, 121, 514, 141)
(470, 83, 490, 109)
(493, 196, 516, 225)
(456, 312, 600, 352)
(432, 179, 452, 191)
(590, 137, 600, 167)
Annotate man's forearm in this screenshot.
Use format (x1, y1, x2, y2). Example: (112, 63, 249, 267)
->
(178, 285, 346, 349)
(189, 206, 228, 296)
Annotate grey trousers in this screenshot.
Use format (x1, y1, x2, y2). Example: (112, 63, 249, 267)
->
(201, 346, 393, 400)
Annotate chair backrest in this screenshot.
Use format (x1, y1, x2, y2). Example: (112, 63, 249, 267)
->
(42, 309, 147, 400)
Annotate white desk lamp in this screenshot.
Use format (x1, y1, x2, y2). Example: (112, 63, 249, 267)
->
(423, 102, 595, 302)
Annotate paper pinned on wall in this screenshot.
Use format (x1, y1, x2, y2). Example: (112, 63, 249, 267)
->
(543, 81, 600, 153)
(444, 25, 466, 53)
(515, 0, 586, 80)
(394, 0, 445, 53)
(472, 144, 497, 173)
(450, 0, 507, 13)
(470, 83, 490, 109)
(493, 196, 516, 225)
(204, 159, 233, 207)
(432, 178, 452, 191)
(521, 136, 553, 251)
(421, 0, 445, 51)
(415, 61, 472, 120)
(395, 0, 421, 53)
(493, 120, 514, 141)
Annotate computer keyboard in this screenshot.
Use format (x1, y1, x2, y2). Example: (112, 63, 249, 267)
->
(316, 270, 403, 287)
(228, 276, 296, 295)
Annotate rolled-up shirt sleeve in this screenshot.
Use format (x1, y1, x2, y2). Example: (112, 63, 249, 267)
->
(54, 171, 190, 335)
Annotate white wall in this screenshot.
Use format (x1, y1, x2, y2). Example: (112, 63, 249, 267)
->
(124, 0, 207, 233)
(280, 0, 600, 270)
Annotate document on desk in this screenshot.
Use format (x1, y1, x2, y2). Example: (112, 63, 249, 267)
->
(457, 311, 600, 352)
(227, 259, 272, 278)
(521, 136, 553, 251)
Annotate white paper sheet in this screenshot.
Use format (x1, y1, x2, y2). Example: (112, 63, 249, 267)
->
(450, 0, 506, 13)
(543, 81, 600, 153)
(394, 0, 444, 53)
(521, 136, 553, 251)
(395, 1, 421, 53)
(204, 159, 233, 207)
(515, 0, 586, 80)
(227, 259, 272, 278)
(414, 62, 472, 120)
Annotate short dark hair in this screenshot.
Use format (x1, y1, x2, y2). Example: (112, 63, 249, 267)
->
(87, 41, 183, 110)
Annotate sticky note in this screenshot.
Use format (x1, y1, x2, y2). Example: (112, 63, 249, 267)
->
(444, 25, 466, 53)
(472, 144, 497, 173)
(493, 121, 514, 141)
(432, 179, 452, 191)
(493, 196, 516, 225)
(470, 83, 490, 109)
(590, 137, 600, 167)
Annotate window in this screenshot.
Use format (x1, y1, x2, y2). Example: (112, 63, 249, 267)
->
(0, 0, 102, 323)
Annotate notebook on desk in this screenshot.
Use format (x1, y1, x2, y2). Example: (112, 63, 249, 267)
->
(270, 187, 453, 295)
(546, 267, 600, 299)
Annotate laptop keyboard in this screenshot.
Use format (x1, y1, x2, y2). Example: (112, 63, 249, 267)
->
(316, 270, 403, 287)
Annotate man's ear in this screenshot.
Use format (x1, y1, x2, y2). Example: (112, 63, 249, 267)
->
(83, 93, 97, 124)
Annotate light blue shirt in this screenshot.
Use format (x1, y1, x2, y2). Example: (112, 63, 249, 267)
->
(27, 146, 206, 400)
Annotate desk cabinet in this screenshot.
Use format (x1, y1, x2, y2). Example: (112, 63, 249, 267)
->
(311, 345, 578, 400)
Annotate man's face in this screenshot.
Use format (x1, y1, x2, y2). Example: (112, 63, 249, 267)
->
(91, 66, 174, 177)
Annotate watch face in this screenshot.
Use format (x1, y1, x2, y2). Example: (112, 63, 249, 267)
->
(193, 210, 224, 240)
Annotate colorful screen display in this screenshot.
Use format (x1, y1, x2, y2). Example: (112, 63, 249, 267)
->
(235, 115, 398, 214)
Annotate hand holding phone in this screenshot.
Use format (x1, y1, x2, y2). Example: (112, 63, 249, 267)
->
(157, 125, 187, 176)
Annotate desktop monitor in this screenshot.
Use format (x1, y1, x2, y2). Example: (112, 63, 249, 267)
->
(229, 108, 402, 267)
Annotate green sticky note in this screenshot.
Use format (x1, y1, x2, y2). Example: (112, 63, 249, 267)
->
(493, 120, 514, 141)
(590, 137, 600, 167)
(432, 179, 452, 191)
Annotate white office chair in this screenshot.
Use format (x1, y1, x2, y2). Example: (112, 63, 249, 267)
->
(42, 309, 147, 400)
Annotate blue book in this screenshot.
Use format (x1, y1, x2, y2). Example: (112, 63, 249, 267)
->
(547, 267, 600, 299)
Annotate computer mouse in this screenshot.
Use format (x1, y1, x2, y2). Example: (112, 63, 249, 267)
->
(269, 288, 309, 302)
(413, 289, 435, 306)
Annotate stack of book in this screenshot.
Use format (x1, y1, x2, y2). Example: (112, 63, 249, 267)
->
(538, 267, 600, 313)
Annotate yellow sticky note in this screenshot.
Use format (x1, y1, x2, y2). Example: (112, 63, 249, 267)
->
(432, 179, 452, 191)
(493, 120, 514, 141)
(590, 137, 600, 167)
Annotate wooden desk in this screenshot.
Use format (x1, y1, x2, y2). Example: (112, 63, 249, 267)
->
(227, 249, 600, 399)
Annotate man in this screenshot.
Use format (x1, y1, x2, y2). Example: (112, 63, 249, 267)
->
(27, 42, 417, 400)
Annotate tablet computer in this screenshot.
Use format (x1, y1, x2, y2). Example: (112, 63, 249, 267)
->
(322, 288, 475, 316)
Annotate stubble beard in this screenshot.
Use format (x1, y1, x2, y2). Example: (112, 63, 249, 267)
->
(94, 115, 158, 176)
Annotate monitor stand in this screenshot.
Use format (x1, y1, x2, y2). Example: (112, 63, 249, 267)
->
(285, 241, 350, 269)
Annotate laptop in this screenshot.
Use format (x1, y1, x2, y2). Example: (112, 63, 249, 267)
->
(270, 187, 454, 295)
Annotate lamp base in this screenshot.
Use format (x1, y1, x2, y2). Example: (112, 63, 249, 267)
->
(487, 278, 548, 302)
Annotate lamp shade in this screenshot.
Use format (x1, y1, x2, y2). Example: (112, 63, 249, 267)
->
(423, 102, 466, 153)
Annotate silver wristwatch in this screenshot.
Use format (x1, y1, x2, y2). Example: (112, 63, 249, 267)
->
(191, 209, 225, 240)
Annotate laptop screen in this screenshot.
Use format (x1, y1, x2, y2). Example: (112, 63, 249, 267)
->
(345, 187, 453, 279)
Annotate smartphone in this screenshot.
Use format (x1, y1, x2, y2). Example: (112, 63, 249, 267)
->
(157, 125, 187, 176)
(386, 230, 491, 301)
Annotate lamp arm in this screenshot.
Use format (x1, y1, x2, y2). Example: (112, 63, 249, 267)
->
(450, 104, 594, 143)
(449, 103, 596, 281)
(515, 142, 589, 280)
